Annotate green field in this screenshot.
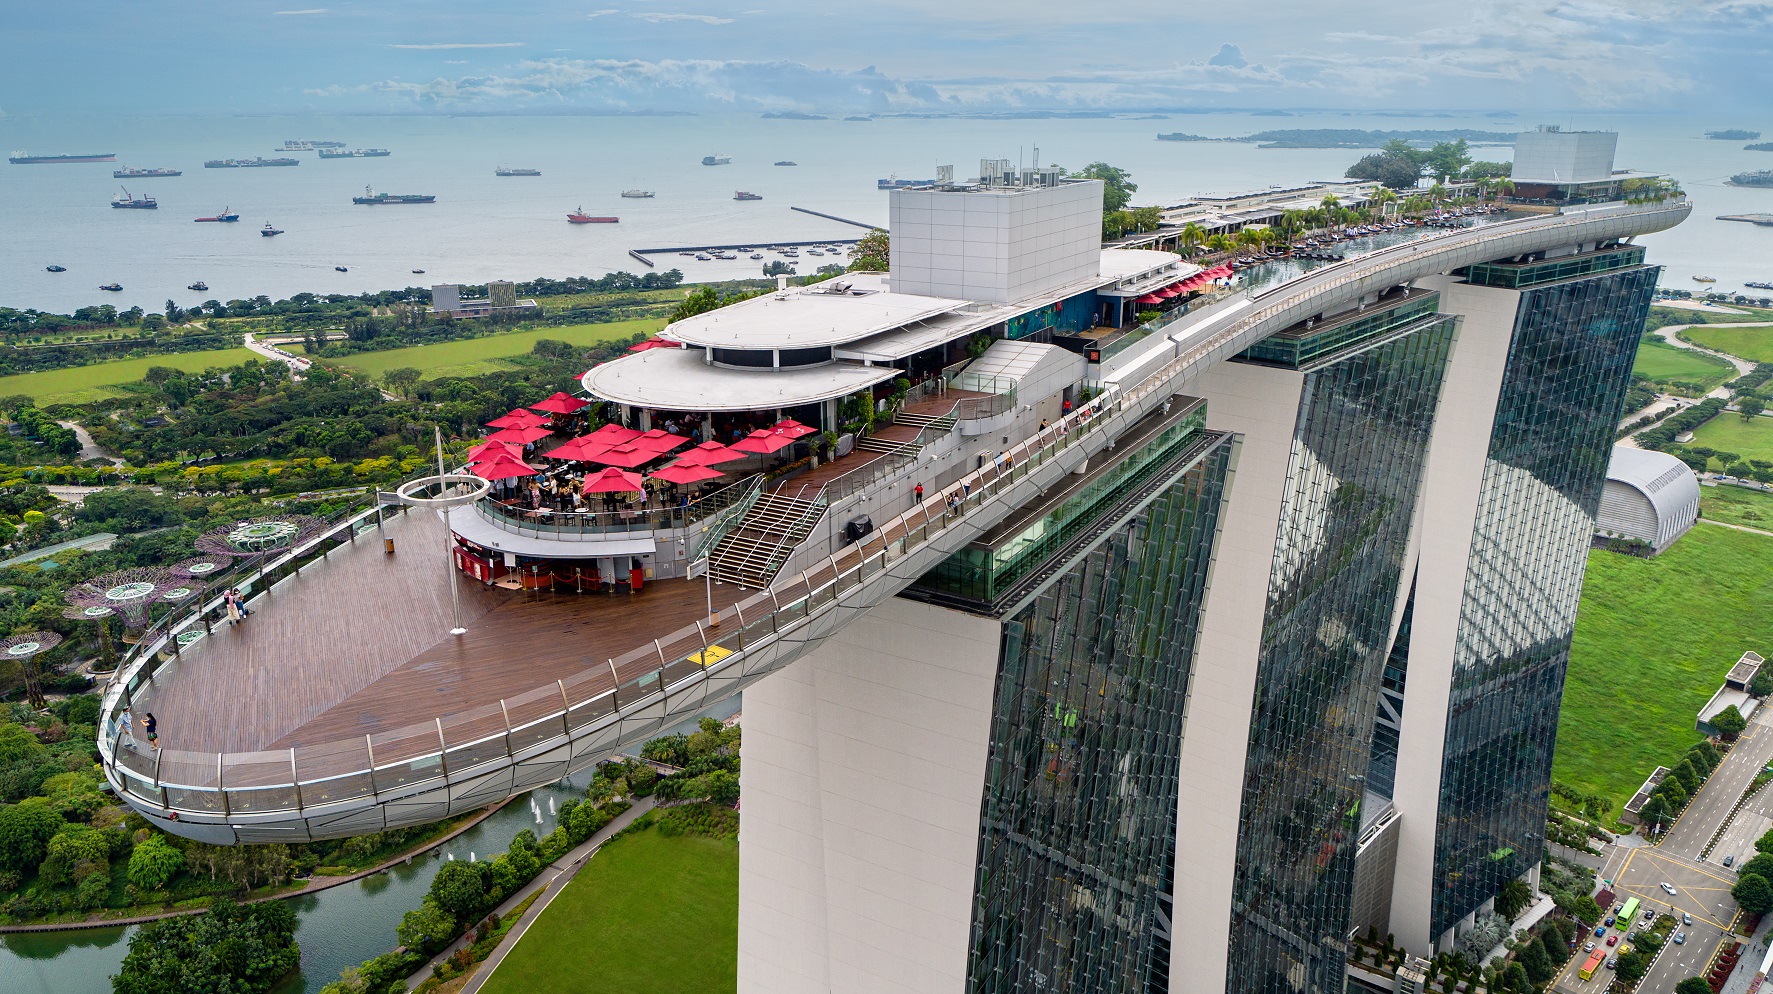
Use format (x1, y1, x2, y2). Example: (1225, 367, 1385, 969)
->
(1690, 413, 1773, 466)
(1554, 524, 1773, 816)
(0, 347, 260, 406)
(1682, 324, 1773, 364)
(1633, 337, 1737, 388)
(480, 824, 737, 994)
(301, 319, 663, 380)
(1700, 484, 1773, 531)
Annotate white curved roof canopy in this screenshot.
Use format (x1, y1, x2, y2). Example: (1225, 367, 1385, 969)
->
(1599, 445, 1700, 553)
(663, 274, 970, 350)
(582, 347, 899, 412)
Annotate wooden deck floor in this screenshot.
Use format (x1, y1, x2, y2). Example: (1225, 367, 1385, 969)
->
(140, 509, 744, 754)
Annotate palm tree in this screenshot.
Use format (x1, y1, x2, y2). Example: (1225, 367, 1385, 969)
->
(1321, 194, 1341, 212)
(1204, 233, 1233, 258)
(1428, 183, 1448, 207)
(1492, 178, 1516, 203)
(1366, 188, 1397, 219)
(1179, 222, 1207, 257)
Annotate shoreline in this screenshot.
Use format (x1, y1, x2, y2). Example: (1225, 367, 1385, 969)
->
(0, 798, 511, 935)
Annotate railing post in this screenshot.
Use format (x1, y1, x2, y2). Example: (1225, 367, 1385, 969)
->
(733, 604, 746, 651)
(654, 639, 668, 669)
(435, 718, 449, 777)
(217, 753, 230, 817)
(558, 679, 572, 734)
(290, 748, 301, 813)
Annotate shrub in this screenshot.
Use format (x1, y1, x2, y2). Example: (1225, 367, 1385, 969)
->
(397, 897, 455, 955)
(38, 823, 112, 887)
(113, 898, 299, 994)
(127, 833, 185, 891)
(0, 801, 64, 873)
(427, 860, 488, 924)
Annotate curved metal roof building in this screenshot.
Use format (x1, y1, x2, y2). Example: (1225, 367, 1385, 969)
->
(1599, 445, 1701, 553)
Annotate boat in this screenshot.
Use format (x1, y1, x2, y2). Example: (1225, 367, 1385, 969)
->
(45, 265, 66, 273)
(774, 161, 797, 166)
(261, 224, 283, 236)
(353, 186, 435, 205)
(111, 187, 157, 209)
(99, 283, 122, 292)
(702, 154, 732, 166)
(335, 266, 348, 272)
(10, 151, 115, 164)
(1747, 281, 1773, 290)
(1693, 276, 1719, 283)
(188, 281, 208, 292)
(279, 140, 346, 150)
(319, 148, 391, 159)
(750, 253, 763, 260)
(695, 254, 711, 261)
(412, 269, 425, 274)
(807, 248, 823, 256)
(206, 157, 300, 168)
(734, 191, 763, 201)
(877, 176, 934, 190)
(496, 167, 542, 177)
(194, 207, 241, 222)
(567, 207, 618, 224)
(114, 166, 182, 178)
(620, 189, 654, 198)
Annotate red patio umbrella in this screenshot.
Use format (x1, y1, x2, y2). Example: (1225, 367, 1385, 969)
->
(587, 443, 663, 469)
(731, 430, 795, 455)
(1156, 286, 1182, 298)
(530, 392, 588, 415)
(469, 453, 537, 481)
(487, 408, 549, 430)
(633, 429, 691, 453)
(1135, 293, 1164, 305)
(487, 424, 554, 445)
(771, 419, 818, 439)
(585, 423, 643, 446)
(649, 463, 726, 485)
(675, 441, 747, 467)
(581, 467, 646, 494)
(466, 440, 522, 463)
(541, 436, 610, 461)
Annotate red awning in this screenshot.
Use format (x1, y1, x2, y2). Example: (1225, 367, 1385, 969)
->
(1156, 287, 1182, 298)
(581, 467, 646, 494)
(772, 418, 818, 439)
(649, 463, 726, 485)
(487, 424, 554, 445)
(627, 338, 676, 352)
(469, 453, 537, 481)
(530, 391, 589, 415)
(466, 440, 522, 464)
(540, 436, 610, 461)
(1135, 294, 1164, 305)
(487, 408, 550, 430)
(731, 430, 795, 455)
(675, 441, 747, 467)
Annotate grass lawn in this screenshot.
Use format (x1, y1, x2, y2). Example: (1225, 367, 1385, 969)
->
(1554, 524, 1773, 816)
(1633, 337, 1737, 388)
(1701, 484, 1773, 531)
(0, 347, 260, 406)
(1690, 413, 1773, 466)
(1682, 324, 1773, 364)
(301, 319, 663, 380)
(479, 824, 737, 994)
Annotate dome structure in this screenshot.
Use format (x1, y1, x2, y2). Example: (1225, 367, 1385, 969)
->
(1597, 445, 1700, 553)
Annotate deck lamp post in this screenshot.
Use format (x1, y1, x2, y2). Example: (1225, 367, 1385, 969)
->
(385, 428, 492, 638)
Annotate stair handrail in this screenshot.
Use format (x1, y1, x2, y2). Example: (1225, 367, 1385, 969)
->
(688, 474, 763, 567)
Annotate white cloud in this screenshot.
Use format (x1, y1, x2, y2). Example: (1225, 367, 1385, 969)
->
(273, 7, 326, 13)
(391, 42, 526, 50)
(631, 12, 735, 24)
(587, 8, 620, 17)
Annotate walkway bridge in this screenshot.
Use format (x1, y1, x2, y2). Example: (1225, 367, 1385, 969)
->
(97, 199, 1690, 843)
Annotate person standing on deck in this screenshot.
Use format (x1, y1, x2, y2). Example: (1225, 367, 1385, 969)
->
(141, 712, 158, 749)
(914, 483, 923, 503)
(224, 589, 241, 626)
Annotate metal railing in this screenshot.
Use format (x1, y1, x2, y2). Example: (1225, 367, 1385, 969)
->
(94, 198, 1692, 833)
(474, 474, 762, 539)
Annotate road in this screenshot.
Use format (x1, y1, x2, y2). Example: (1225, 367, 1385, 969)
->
(242, 332, 311, 372)
(1664, 709, 1773, 859)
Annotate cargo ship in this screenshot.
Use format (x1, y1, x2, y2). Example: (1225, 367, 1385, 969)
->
(1747, 281, 1773, 290)
(353, 185, 435, 205)
(319, 148, 391, 159)
(115, 166, 182, 178)
(734, 191, 763, 201)
(620, 189, 654, 198)
(280, 140, 347, 150)
(496, 167, 541, 177)
(567, 207, 618, 223)
(206, 157, 301, 168)
(774, 160, 797, 166)
(194, 207, 241, 222)
(111, 187, 157, 209)
(702, 154, 732, 166)
(10, 151, 115, 164)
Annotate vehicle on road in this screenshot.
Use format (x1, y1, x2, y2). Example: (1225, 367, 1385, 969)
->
(1683, 913, 1693, 925)
(1607, 934, 1618, 946)
(1620, 898, 1640, 925)
(1585, 941, 1597, 952)
(1661, 882, 1678, 895)
(1674, 932, 1686, 944)
(1580, 951, 1605, 981)
(1725, 854, 1735, 866)
(1595, 926, 1607, 938)
(1606, 956, 1618, 970)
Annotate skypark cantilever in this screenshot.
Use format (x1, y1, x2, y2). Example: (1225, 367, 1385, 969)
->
(97, 181, 1687, 845)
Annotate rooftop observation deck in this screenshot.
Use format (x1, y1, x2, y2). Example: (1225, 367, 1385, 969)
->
(98, 197, 1692, 843)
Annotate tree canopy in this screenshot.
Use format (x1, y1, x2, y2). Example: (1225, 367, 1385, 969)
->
(1737, 873, 1773, 915)
(1074, 162, 1138, 212)
(112, 898, 299, 994)
(847, 229, 889, 272)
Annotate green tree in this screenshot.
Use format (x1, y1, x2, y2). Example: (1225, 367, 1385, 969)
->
(1424, 139, 1473, 182)
(1345, 150, 1423, 190)
(1616, 950, 1651, 985)
(1501, 961, 1530, 993)
(428, 859, 487, 924)
(1518, 935, 1553, 984)
(0, 723, 47, 765)
(1740, 853, 1773, 881)
(1496, 878, 1533, 919)
(1751, 669, 1773, 698)
(1714, 704, 1749, 738)
(1075, 162, 1137, 212)
(1686, 744, 1716, 775)
(1670, 758, 1701, 793)
(1539, 929, 1567, 965)
(128, 834, 186, 890)
(847, 229, 889, 272)
(396, 896, 455, 954)
(1757, 826, 1773, 854)
(1736, 873, 1773, 915)
(1655, 777, 1687, 812)
(112, 898, 299, 994)
(1742, 396, 1767, 420)
(382, 367, 422, 397)
(38, 823, 112, 886)
(1571, 894, 1603, 924)
(1679, 978, 1718, 994)
(0, 801, 65, 873)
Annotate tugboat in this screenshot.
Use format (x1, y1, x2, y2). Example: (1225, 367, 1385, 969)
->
(45, 265, 66, 273)
(99, 283, 123, 292)
(353, 186, 435, 205)
(187, 281, 208, 292)
(111, 187, 157, 209)
(260, 224, 283, 236)
(567, 207, 618, 224)
(774, 161, 797, 166)
(734, 191, 762, 201)
(335, 266, 348, 273)
(194, 207, 241, 222)
(412, 269, 425, 274)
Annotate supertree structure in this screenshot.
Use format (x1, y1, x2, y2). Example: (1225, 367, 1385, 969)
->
(2, 631, 63, 709)
(194, 514, 325, 559)
(62, 566, 185, 635)
(171, 553, 236, 581)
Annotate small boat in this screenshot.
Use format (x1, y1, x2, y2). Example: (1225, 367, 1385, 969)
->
(807, 248, 824, 256)
(750, 253, 763, 260)
(412, 269, 425, 274)
(1694, 275, 1719, 283)
(702, 154, 732, 166)
(99, 283, 122, 292)
(188, 281, 208, 292)
(734, 191, 762, 201)
(620, 189, 655, 198)
(45, 265, 66, 273)
(567, 207, 618, 224)
(335, 266, 348, 273)
(1747, 281, 1773, 290)
(695, 254, 711, 261)
(261, 224, 283, 236)
(194, 207, 240, 223)
(774, 161, 797, 166)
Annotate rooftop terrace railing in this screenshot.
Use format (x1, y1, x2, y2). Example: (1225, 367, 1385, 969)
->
(473, 473, 763, 539)
(94, 198, 1692, 840)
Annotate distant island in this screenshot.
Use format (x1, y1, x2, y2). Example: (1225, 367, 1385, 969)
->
(1239, 128, 1517, 149)
(1708, 130, 1762, 141)
(844, 116, 872, 122)
(1746, 143, 1773, 153)
(762, 111, 827, 120)
(1157, 133, 1213, 142)
(1728, 170, 1773, 188)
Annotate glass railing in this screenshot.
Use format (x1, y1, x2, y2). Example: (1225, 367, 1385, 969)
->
(474, 474, 763, 538)
(97, 200, 1691, 825)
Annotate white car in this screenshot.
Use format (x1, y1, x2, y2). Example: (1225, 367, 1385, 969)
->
(1661, 882, 1678, 895)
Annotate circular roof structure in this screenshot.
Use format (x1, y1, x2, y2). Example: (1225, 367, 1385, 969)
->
(582, 347, 900, 413)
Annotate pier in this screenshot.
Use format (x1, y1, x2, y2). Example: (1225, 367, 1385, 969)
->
(1717, 213, 1773, 227)
(789, 206, 878, 229)
(631, 236, 861, 257)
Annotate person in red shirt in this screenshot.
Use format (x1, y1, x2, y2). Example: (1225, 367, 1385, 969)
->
(914, 482, 924, 503)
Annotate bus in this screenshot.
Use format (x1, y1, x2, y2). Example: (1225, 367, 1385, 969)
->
(1618, 896, 1641, 927)
(1580, 950, 1605, 981)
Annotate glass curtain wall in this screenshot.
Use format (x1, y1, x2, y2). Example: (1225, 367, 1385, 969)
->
(1429, 264, 1659, 937)
(966, 438, 1234, 994)
(1225, 315, 1457, 994)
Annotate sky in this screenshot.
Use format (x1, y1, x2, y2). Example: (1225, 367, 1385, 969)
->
(2, 1, 1770, 118)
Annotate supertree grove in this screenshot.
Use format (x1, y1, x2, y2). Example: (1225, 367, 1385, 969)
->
(2, 631, 63, 709)
(194, 514, 325, 559)
(62, 566, 185, 637)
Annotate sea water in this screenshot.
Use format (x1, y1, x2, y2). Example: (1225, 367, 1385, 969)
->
(1, 111, 1764, 316)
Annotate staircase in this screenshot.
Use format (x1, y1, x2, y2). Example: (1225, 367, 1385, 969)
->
(892, 410, 957, 433)
(855, 435, 919, 456)
(707, 492, 826, 588)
